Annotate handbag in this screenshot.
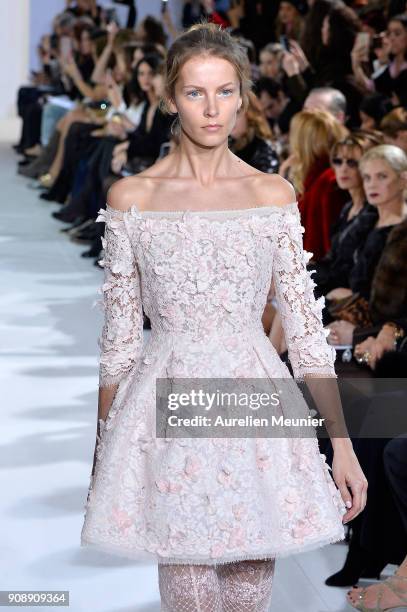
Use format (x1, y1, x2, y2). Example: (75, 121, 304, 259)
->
(328, 292, 373, 327)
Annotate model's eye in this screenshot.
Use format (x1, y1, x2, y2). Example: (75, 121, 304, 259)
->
(186, 90, 201, 98)
(378, 173, 388, 179)
(220, 89, 234, 96)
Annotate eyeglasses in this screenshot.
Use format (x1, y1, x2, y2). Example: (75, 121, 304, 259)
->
(332, 157, 359, 169)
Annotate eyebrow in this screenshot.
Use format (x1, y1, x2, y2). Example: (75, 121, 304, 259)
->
(182, 82, 235, 89)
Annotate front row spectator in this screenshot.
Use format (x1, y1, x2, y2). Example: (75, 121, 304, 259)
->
(288, 109, 349, 262)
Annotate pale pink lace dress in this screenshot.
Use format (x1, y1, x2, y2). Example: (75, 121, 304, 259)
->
(80, 201, 347, 566)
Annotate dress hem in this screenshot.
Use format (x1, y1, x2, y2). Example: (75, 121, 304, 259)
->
(80, 528, 346, 566)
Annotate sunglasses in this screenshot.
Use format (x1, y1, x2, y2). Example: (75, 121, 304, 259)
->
(332, 157, 359, 169)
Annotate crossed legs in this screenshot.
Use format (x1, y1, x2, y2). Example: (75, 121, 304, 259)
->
(158, 558, 276, 612)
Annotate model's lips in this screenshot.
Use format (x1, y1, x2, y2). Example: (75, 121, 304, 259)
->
(202, 124, 222, 130)
(368, 193, 379, 197)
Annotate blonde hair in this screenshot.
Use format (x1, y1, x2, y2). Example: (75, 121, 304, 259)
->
(158, 20, 253, 135)
(289, 109, 348, 193)
(359, 144, 407, 175)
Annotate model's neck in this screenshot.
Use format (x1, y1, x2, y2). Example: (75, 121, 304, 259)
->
(172, 135, 234, 185)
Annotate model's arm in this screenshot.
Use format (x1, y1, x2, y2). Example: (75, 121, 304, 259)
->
(269, 182, 367, 523)
(90, 183, 144, 476)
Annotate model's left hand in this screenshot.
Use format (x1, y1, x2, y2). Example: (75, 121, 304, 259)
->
(332, 442, 368, 523)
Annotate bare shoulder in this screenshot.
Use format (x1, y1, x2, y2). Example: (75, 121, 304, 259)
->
(253, 173, 297, 208)
(107, 175, 154, 212)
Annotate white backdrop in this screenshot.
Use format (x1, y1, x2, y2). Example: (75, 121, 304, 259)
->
(0, 1, 30, 123)
(0, 0, 181, 122)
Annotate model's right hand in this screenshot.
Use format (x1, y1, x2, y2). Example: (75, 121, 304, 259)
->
(332, 441, 368, 524)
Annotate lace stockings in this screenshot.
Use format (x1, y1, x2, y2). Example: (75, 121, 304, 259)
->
(158, 558, 276, 612)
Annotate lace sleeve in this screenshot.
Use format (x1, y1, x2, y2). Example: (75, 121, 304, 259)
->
(95, 206, 144, 388)
(272, 203, 337, 381)
(272, 204, 350, 439)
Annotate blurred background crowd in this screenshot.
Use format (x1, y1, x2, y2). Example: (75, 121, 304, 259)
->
(12, 0, 407, 603)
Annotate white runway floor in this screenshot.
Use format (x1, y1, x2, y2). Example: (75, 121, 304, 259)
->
(0, 137, 396, 611)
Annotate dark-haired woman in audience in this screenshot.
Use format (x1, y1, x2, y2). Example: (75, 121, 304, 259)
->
(275, 0, 306, 43)
(352, 13, 407, 107)
(310, 132, 383, 300)
(229, 90, 280, 174)
(318, 2, 364, 126)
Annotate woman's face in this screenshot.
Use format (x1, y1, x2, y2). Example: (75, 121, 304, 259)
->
(332, 145, 363, 191)
(386, 20, 407, 57)
(80, 30, 92, 55)
(321, 16, 330, 46)
(137, 61, 154, 92)
(259, 51, 281, 79)
(361, 158, 405, 206)
(152, 72, 164, 98)
(169, 56, 242, 146)
(279, 2, 297, 24)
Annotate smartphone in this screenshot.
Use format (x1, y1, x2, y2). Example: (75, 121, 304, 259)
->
(59, 36, 73, 60)
(355, 32, 370, 61)
(161, 0, 168, 14)
(279, 35, 290, 52)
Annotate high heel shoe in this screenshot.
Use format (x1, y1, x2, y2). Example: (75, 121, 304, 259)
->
(325, 537, 386, 587)
(38, 173, 54, 189)
(347, 574, 407, 611)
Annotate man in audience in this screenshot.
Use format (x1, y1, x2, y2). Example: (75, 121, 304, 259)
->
(303, 87, 347, 124)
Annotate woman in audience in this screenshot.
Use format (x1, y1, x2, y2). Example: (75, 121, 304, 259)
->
(352, 13, 407, 107)
(327, 217, 407, 353)
(134, 15, 168, 54)
(326, 144, 407, 304)
(275, 0, 307, 43)
(229, 90, 280, 173)
(300, 0, 332, 75)
(288, 108, 349, 262)
(318, 2, 364, 127)
(53, 55, 170, 229)
(311, 131, 383, 300)
(258, 43, 284, 81)
(39, 27, 135, 194)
